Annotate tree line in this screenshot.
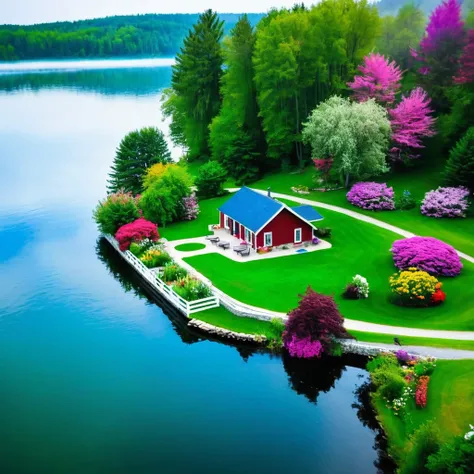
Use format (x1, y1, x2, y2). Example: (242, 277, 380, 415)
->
(163, 1, 474, 188)
(0, 13, 264, 61)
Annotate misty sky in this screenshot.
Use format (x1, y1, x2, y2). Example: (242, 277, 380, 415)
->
(1, 1, 310, 25)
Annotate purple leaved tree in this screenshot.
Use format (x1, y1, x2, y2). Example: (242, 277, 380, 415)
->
(455, 30, 474, 85)
(411, 0, 465, 88)
(348, 53, 403, 105)
(389, 87, 436, 161)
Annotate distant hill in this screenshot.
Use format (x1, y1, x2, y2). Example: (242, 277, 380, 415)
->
(0, 13, 265, 61)
(375, 0, 440, 15)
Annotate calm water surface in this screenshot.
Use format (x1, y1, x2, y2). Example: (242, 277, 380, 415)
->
(0, 60, 391, 474)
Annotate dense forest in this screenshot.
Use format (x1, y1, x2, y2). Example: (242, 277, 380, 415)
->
(163, 0, 474, 188)
(0, 13, 264, 61)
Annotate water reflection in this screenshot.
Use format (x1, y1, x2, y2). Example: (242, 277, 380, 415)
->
(0, 65, 172, 96)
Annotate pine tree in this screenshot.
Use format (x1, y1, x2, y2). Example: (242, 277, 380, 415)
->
(107, 127, 171, 195)
(209, 15, 264, 184)
(444, 126, 474, 191)
(165, 9, 224, 160)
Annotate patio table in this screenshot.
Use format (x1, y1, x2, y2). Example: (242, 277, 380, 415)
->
(207, 236, 220, 244)
(217, 241, 230, 250)
(233, 245, 248, 253)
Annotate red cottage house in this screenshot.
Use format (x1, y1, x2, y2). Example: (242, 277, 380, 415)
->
(217, 187, 324, 249)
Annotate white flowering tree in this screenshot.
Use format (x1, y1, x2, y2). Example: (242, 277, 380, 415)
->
(302, 96, 391, 187)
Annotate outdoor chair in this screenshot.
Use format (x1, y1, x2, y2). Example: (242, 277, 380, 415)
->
(217, 241, 230, 250)
(240, 247, 250, 257)
(233, 245, 247, 253)
(208, 236, 220, 244)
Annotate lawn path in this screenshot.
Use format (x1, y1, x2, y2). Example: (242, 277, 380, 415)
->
(246, 189, 474, 264)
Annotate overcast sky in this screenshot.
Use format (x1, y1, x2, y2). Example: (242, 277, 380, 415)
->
(1, 1, 311, 25)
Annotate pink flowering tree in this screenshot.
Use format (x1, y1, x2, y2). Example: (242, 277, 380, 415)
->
(411, 0, 465, 90)
(454, 30, 474, 84)
(182, 193, 200, 220)
(389, 87, 436, 160)
(348, 53, 403, 105)
(313, 157, 333, 188)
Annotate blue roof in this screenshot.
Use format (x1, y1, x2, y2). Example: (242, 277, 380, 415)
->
(292, 205, 324, 222)
(218, 187, 283, 232)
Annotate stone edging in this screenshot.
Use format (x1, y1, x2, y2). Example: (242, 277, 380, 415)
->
(188, 319, 266, 343)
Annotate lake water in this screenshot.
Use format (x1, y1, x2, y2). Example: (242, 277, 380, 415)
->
(0, 59, 393, 474)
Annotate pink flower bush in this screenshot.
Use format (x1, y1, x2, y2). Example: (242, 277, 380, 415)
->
(391, 236, 463, 277)
(420, 186, 470, 218)
(348, 53, 402, 105)
(284, 335, 324, 359)
(346, 182, 395, 211)
(115, 218, 159, 251)
(182, 193, 200, 220)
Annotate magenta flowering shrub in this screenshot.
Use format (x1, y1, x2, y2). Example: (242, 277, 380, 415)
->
(391, 236, 462, 276)
(395, 350, 417, 363)
(346, 182, 395, 211)
(285, 335, 324, 359)
(115, 218, 159, 251)
(182, 193, 200, 220)
(420, 186, 470, 218)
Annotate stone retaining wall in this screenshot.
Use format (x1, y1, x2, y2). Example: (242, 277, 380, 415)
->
(188, 319, 266, 344)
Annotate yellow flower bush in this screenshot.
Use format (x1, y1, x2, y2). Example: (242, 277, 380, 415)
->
(143, 163, 173, 189)
(389, 267, 441, 307)
(139, 248, 171, 268)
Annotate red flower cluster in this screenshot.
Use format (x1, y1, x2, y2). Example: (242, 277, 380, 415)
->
(431, 288, 446, 304)
(115, 218, 159, 251)
(416, 376, 430, 408)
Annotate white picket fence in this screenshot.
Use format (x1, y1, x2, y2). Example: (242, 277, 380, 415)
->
(104, 235, 220, 316)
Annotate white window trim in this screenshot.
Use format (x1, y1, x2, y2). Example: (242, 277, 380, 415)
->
(294, 228, 302, 244)
(245, 228, 252, 244)
(224, 215, 230, 229)
(264, 232, 273, 247)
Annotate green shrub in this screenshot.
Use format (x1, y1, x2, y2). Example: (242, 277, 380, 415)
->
(377, 372, 407, 401)
(443, 126, 474, 192)
(427, 435, 474, 473)
(93, 191, 140, 234)
(314, 227, 332, 238)
(414, 359, 437, 377)
(129, 242, 143, 257)
(366, 353, 398, 373)
(330, 341, 343, 357)
(266, 318, 285, 350)
(173, 275, 212, 301)
(396, 190, 417, 210)
(195, 161, 227, 198)
(162, 263, 188, 283)
(400, 422, 441, 474)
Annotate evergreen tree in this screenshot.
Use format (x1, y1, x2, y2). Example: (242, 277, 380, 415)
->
(165, 9, 224, 160)
(443, 126, 474, 191)
(209, 15, 264, 184)
(107, 127, 171, 195)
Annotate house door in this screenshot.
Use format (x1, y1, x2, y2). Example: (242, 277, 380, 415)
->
(233, 220, 239, 236)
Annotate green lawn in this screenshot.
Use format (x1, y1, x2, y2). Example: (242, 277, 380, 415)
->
(183, 206, 474, 331)
(252, 162, 474, 256)
(375, 360, 474, 464)
(174, 242, 206, 252)
(350, 330, 474, 351)
(192, 306, 280, 340)
(160, 195, 228, 241)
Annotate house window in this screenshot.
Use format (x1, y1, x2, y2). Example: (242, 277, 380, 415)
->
(264, 232, 272, 247)
(294, 228, 302, 243)
(224, 215, 230, 229)
(234, 220, 239, 235)
(245, 228, 251, 243)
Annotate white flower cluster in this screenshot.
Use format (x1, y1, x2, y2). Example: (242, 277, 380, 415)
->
(352, 274, 369, 298)
(392, 386, 413, 417)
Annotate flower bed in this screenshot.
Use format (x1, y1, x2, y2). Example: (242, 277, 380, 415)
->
(391, 236, 462, 277)
(346, 182, 395, 211)
(420, 186, 470, 218)
(389, 267, 445, 307)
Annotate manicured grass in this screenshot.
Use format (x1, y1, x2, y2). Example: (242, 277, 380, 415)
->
(374, 360, 474, 463)
(251, 147, 474, 256)
(350, 330, 474, 351)
(174, 242, 206, 252)
(159, 195, 229, 241)
(183, 206, 474, 331)
(192, 306, 279, 340)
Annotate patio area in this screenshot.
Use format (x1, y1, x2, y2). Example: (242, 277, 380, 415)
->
(164, 225, 332, 263)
